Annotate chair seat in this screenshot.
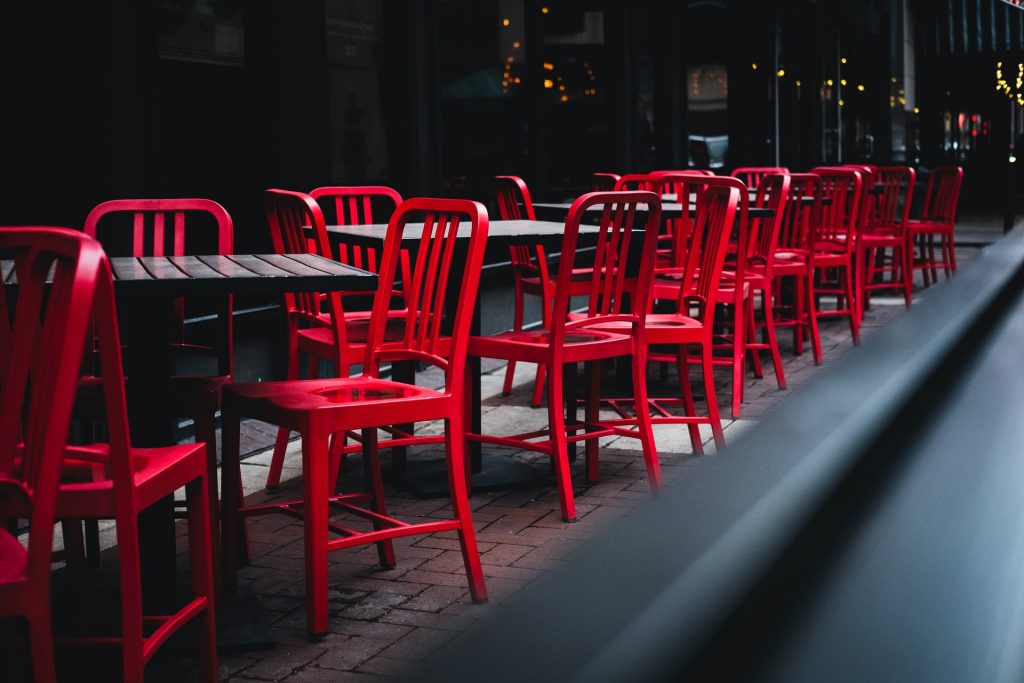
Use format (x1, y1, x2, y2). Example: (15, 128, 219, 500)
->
(859, 231, 902, 246)
(297, 317, 414, 356)
(585, 313, 705, 345)
(54, 443, 207, 518)
(469, 326, 632, 365)
(907, 219, 951, 233)
(0, 530, 27, 584)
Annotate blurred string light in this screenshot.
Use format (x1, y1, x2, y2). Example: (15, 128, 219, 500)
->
(995, 61, 1024, 106)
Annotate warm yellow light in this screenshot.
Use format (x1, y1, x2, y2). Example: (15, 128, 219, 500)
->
(560, 94, 568, 102)
(513, 41, 520, 48)
(840, 79, 847, 86)
(558, 84, 565, 91)
(839, 99, 845, 106)
(841, 57, 847, 64)
(795, 79, 802, 87)
(543, 79, 554, 89)
(502, 80, 508, 87)
(777, 69, 785, 77)
(514, 77, 521, 84)
(543, 62, 554, 71)
(891, 77, 897, 83)
(541, 6, 549, 13)
(856, 84, 865, 92)
(502, 18, 510, 26)
(913, 107, 920, 114)
(827, 79, 834, 86)
(752, 63, 758, 70)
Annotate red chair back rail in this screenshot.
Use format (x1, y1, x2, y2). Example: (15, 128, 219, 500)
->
(731, 166, 789, 189)
(310, 185, 402, 272)
(85, 198, 232, 257)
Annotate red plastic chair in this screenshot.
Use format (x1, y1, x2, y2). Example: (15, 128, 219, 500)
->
(262, 189, 424, 490)
(802, 167, 863, 362)
(591, 172, 621, 190)
(468, 191, 662, 522)
(859, 166, 915, 310)
(221, 198, 490, 636)
(453, 175, 552, 408)
(731, 166, 789, 190)
(771, 173, 824, 358)
(908, 166, 963, 286)
(83, 199, 233, 527)
(4, 228, 218, 680)
(0, 227, 104, 683)
(607, 183, 740, 453)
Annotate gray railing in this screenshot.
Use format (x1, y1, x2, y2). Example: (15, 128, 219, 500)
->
(415, 226, 1024, 682)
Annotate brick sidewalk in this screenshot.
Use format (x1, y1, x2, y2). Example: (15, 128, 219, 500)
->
(52, 250, 982, 682)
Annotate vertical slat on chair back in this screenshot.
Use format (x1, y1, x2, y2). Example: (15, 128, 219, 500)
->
(310, 186, 403, 273)
(731, 166, 789, 190)
(676, 185, 740, 323)
(810, 167, 863, 251)
(265, 189, 336, 321)
(749, 173, 792, 267)
(553, 191, 661, 345)
(646, 173, 713, 269)
(366, 198, 489, 394)
(871, 166, 915, 228)
(85, 198, 233, 257)
(0, 228, 104, 581)
(922, 166, 964, 226)
(778, 174, 823, 251)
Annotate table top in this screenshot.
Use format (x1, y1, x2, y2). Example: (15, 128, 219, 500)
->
(3, 253, 377, 297)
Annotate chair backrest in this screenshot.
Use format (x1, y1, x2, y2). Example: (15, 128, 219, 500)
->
(777, 173, 823, 252)
(552, 191, 662, 348)
(651, 169, 716, 177)
(920, 166, 964, 226)
(454, 175, 544, 282)
(362, 198, 489, 396)
(869, 166, 915, 230)
(809, 167, 863, 252)
(84, 198, 233, 257)
(731, 166, 789, 190)
(747, 173, 792, 272)
(664, 184, 741, 324)
(591, 173, 621, 191)
(0, 228, 118, 584)
(265, 189, 339, 323)
(614, 174, 658, 192)
(310, 186, 403, 273)
(645, 173, 724, 268)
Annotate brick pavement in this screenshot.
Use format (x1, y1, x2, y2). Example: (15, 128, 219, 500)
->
(47, 247, 983, 682)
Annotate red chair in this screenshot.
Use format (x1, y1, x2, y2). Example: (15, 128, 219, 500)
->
(454, 175, 552, 408)
(221, 198, 489, 637)
(84, 199, 233, 532)
(6, 228, 218, 680)
(263, 186, 409, 490)
(908, 166, 963, 286)
(859, 166, 915, 310)
(591, 172, 621, 190)
(771, 173, 824, 358)
(468, 191, 662, 522)
(802, 167, 863, 362)
(608, 183, 740, 453)
(731, 166, 789, 189)
(0, 228, 104, 683)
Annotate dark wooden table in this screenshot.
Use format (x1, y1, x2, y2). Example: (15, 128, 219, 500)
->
(533, 201, 776, 222)
(320, 219, 603, 495)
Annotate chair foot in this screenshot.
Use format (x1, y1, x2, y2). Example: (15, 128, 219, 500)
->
(471, 596, 490, 605)
(306, 630, 329, 642)
(562, 516, 577, 523)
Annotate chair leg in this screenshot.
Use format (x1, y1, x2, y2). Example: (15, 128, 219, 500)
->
(503, 280, 525, 396)
(747, 296, 763, 379)
(763, 286, 786, 389)
(808, 269, 823, 365)
(677, 347, 704, 455)
(445, 410, 488, 602)
(702, 343, 726, 450)
(731, 295, 745, 419)
(302, 423, 330, 638)
(220, 405, 243, 595)
(266, 328, 301, 490)
(546, 361, 577, 522)
(116, 508, 145, 682)
(793, 275, 805, 355)
(845, 264, 860, 345)
(900, 242, 913, 307)
(27, 606, 57, 683)
(585, 360, 601, 484)
(631, 345, 661, 490)
(531, 364, 546, 408)
(361, 428, 396, 569)
(193, 397, 221, 594)
(185, 474, 218, 681)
